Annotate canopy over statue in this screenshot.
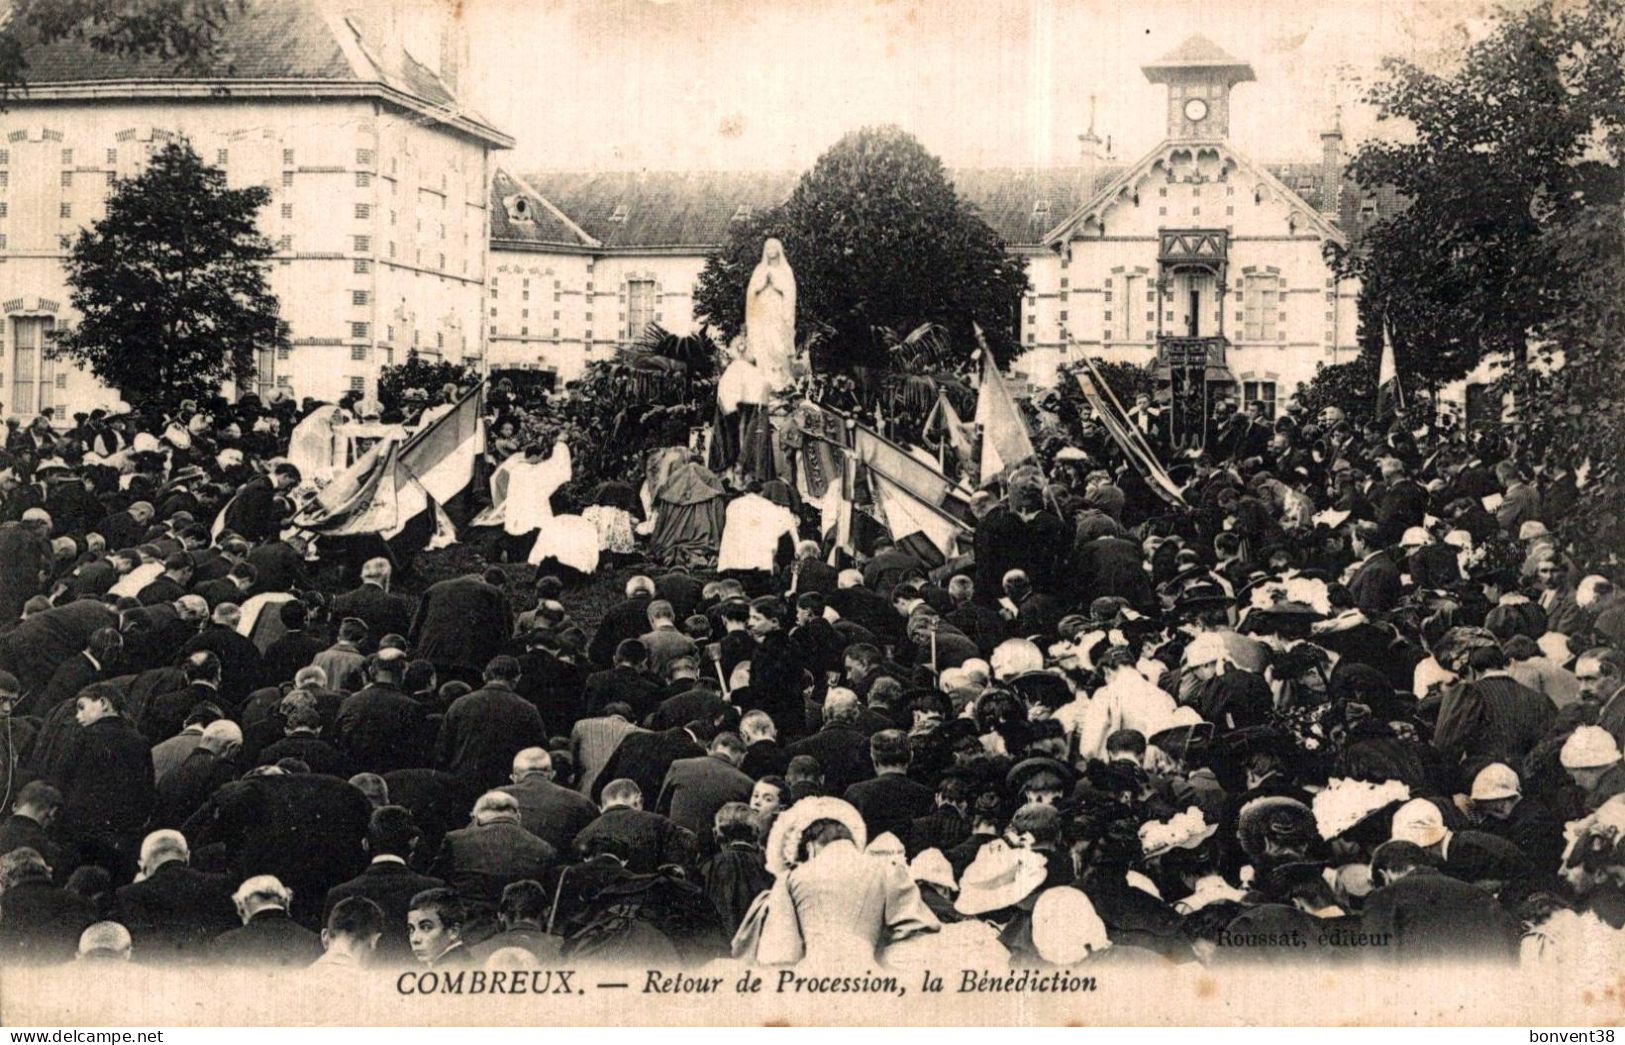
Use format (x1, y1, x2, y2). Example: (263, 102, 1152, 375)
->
(745, 237, 796, 391)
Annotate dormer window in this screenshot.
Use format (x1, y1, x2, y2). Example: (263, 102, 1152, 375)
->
(502, 194, 534, 223)
(1360, 197, 1379, 218)
(731, 204, 752, 222)
(609, 204, 629, 223)
(1031, 199, 1051, 223)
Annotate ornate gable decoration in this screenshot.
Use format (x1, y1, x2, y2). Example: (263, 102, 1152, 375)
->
(1159, 229, 1228, 263)
(1041, 140, 1346, 249)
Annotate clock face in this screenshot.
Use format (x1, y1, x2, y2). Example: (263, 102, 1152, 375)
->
(1184, 98, 1209, 123)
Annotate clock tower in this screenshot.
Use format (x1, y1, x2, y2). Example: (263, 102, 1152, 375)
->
(1142, 35, 1255, 141)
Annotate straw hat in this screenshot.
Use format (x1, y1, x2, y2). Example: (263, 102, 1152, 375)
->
(764, 796, 868, 877)
(953, 840, 1048, 916)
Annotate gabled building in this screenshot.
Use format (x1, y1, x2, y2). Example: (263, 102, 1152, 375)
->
(490, 36, 1389, 426)
(0, 0, 512, 419)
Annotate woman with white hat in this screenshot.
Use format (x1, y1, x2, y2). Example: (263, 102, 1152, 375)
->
(731, 796, 938, 966)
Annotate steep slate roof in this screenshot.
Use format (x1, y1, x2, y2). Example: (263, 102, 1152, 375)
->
(490, 169, 592, 248)
(499, 159, 1396, 253)
(18, 0, 354, 83)
(12, 0, 510, 146)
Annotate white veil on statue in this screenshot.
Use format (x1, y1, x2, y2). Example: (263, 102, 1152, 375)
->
(745, 237, 796, 391)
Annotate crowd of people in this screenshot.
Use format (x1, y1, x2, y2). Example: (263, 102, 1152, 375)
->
(0, 380, 1621, 977)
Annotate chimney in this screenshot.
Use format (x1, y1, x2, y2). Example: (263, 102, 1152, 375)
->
(439, 19, 468, 100)
(1319, 108, 1344, 221)
(1078, 94, 1104, 162)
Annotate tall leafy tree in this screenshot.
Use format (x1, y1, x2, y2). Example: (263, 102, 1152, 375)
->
(694, 126, 1029, 372)
(57, 140, 288, 410)
(1330, 0, 1625, 382)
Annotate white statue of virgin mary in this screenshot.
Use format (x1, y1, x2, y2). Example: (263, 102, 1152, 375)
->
(744, 237, 796, 391)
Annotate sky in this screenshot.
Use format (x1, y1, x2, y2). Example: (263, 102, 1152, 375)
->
(388, 0, 1502, 172)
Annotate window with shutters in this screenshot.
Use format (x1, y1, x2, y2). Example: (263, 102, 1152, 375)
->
(357, 149, 373, 166)
(60, 171, 72, 188)
(351, 345, 368, 361)
(283, 149, 295, 165)
(354, 259, 370, 274)
(61, 149, 72, 165)
(349, 377, 364, 391)
(354, 236, 370, 253)
(351, 322, 369, 340)
(352, 290, 369, 306)
(1243, 273, 1280, 341)
(356, 172, 371, 188)
(59, 203, 71, 219)
(105, 148, 115, 165)
(216, 149, 228, 166)
(356, 204, 370, 220)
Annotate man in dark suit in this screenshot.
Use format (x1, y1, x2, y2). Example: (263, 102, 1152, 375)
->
(787, 541, 839, 598)
(657, 732, 754, 841)
(95, 501, 153, 555)
(322, 805, 446, 964)
(592, 722, 706, 803)
(429, 791, 557, 904)
(0, 848, 95, 965)
(843, 729, 935, 842)
(739, 710, 789, 778)
(50, 683, 154, 876)
(434, 656, 545, 793)
(588, 577, 656, 668)
(260, 600, 325, 687)
(212, 874, 323, 968)
(0, 782, 69, 879)
(256, 704, 348, 777)
(654, 567, 705, 621)
(246, 535, 309, 596)
(336, 649, 429, 775)
(943, 575, 1008, 657)
(411, 570, 513, 685)
(0, 598, 117, 699)
(113, 829, 237, 962)
(497, 747, 600, 853)
(1360, 841, 1518, 962)
(63, 548, 130, 601)
(785, 689, 875, 794)
(572, 778, 696, 873)
(331, 558, 413, 652)
(141, 652, 228, 744)
(222, 464, 299, 544)
(1374, 457, 1430, 547)
(136, 551, 194, 607)
(582, 639, 663, 721)
(178, 604, 264, 704)
(153, 720, 244, 828)
(192, 561, 255, 610)
(33, 627, 122, 717)
(1346, 521, 1403, 616)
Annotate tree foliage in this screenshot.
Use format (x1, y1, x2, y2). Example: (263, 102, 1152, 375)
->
(0, 0, 246, 105)
(1508, 200, 1625, 564)
(694, 126, 1029, 373)
(1294, 354, 1379, 427)
(377, 351, 479, 414)
(1330, 0, 1625, 382)
(56, 140, 286, 412)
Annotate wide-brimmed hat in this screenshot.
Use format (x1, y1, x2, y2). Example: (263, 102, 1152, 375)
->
(764, 796, 868, 877)
(1006, 755, 1076, 796)
(1312, 777, 1412, 841)
(953, 840, 1049, 916)
(1173, 582, 1232, 614)
(1138, 807, 1219, 859)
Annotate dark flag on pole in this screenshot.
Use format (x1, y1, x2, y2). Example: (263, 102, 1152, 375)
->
(1377, 315, 1405, 420)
